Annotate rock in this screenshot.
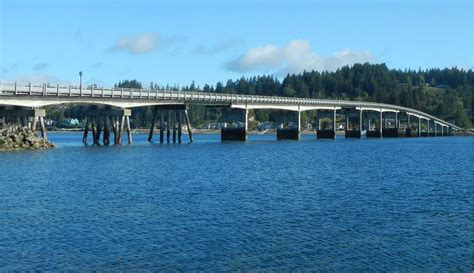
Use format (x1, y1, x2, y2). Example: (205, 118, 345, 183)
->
(25, 136, 36, 145)
(0, 125, 55, 151)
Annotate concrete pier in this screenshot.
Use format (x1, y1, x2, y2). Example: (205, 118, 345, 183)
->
(221, 108, 248, 141)
(344, 109, 362, 138)
(366, 111, 382, 138)
(381, 111, 398, 137)
(435, 123, 442, 136)
(276, 111, 301, 140)
(317, 109, 337, 139)
(419, 118, 429, 137)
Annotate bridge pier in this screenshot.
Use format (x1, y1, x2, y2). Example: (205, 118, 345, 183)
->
(344, 109, 363, 138)
(221, 108, 248, 141)
(419, 118, 429, 137)
(366, 111, 382, 138)
(0, 107, 47, 142)
(82, 108, 131, 145)
(148, 105, 191, 143)
(448, 126, 454, 136)
(316, 109, 337, 139)
(406, 114, 412, 137)
(276, 110, 300, 140)
(406, 114, 420, 137)
(435, 123, 442, 136)
(428, 120, 435, 136)
(442, 125, 448, 136)
(382, 111, 398, 137)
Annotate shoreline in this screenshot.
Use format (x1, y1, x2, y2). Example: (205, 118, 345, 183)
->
(49, 128, 347, 135)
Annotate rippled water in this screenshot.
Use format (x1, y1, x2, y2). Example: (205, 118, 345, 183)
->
(1, 133, 473, 271)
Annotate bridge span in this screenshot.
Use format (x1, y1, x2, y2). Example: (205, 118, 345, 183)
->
(0, 81, 463, 144)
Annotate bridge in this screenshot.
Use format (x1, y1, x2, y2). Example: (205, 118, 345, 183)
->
(0, 81, 463, 144)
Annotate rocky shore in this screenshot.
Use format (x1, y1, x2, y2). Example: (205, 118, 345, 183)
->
(0, 126, 55, 151)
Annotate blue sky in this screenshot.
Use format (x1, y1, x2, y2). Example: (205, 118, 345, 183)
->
(1, 0, 473, 88)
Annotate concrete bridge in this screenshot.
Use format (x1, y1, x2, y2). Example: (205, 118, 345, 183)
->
(0, 81, 463, 144)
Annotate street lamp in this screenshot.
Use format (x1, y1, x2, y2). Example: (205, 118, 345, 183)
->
(79, 71, 83, 96)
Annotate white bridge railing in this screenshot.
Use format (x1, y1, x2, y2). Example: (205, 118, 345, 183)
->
(0, 81, 462, 130)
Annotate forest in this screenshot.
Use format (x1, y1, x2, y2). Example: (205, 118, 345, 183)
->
(50, 63, 473, 129)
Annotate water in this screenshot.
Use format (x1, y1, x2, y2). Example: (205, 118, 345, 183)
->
(1, 133, 473, 271)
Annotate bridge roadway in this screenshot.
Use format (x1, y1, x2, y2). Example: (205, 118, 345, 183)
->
(0, 81, 463, 143)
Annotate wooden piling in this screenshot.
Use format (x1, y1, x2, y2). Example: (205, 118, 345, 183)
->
(103, 116, 110, 145)
(96, 117, 102, 145)
(119, 116, 125, 144)
(166, 111, 170, 143)
(178, 111, 182, 143)
(31, 117, 38, 132)
(92, 117, 98, 145)
(148, 107, 158, 142)
(39, 116, 47, 143)
(159, 112, 164, 143)
(126, 116, 132, 144)
(111, 116, 118, 144)
(83, 116, 89, 144)
(172, 110, 177, 143)
(184, 109, 193, 143)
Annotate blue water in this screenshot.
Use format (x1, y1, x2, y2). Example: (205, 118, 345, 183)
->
(1, 133, 473, 271)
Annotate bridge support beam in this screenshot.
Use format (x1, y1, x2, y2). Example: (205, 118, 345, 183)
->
(316, 109, 337, 139)
(276, 110, 301, 140)
(345, 109, 363, 138)
(221, 108, 248, 141)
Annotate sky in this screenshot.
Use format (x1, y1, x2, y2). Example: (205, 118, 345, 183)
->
(0, 0, 473, 88)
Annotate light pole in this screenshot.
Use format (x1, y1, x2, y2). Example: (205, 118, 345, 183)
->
(79, 71, 83, 96)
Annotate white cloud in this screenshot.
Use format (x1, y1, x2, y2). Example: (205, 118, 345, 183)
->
(226, 40, 376, 75)
(111, 32, 183, 54)
(112, 33, 158, 54)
